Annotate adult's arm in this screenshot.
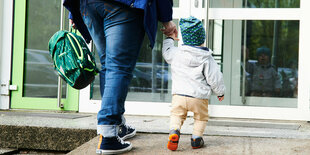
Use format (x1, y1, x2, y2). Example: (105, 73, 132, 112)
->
(63, 0, 92, 43)
(156, 0, 173, 22)
(156, 0, 177, 37)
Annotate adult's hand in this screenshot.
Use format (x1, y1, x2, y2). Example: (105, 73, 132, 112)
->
(69, 19, 76, 29)
(161, 21, 178, 38)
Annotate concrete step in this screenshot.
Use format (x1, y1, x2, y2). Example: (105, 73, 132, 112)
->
(0, 125, 96, 151)
(208, 119, 301, 130)
(0, 148, 19, 155)
(0, 111, 97, 151)
(68, 133, 310, 155)
(1, 110, 310, 152)
(126, 115, 310, 139)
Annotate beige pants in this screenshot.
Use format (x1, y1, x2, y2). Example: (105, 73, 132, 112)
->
(170, 95, 209, 136)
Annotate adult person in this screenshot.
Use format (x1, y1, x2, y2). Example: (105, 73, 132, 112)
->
(63, 0, 177, 154)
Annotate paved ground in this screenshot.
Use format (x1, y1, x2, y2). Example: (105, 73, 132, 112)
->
(69, 133, 310, 155)
(2, 111, 310, 154)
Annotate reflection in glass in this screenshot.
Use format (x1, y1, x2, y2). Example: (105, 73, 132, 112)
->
(208, 19, 298, 107)
(23, 0, 68, 98)
(91, 44, 101, 100)
(241, 20, 299, 98)
(245, 46, 282, 97)
(210, 0, 300, 8)
(91, 20, 181, 102)
(208, 20, 224, 71)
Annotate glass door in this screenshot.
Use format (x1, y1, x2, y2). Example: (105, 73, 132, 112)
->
(79, 0, 310, 121)
(10, 0, 79, 111)
(79, 0, 201, 114)
(207, 0, 300, 108)
(79, 25, 174, 115)
(205, 0, 310, 120)
(229, 19, 299, 108)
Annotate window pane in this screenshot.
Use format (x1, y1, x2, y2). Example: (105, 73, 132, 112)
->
(208, 19, 298, 107)
(208, 20, 224, 71)
(242, 20, 299, 99)
(210, 0, 300, 8)
(23, 0, 68, 98)
(91, 43, 101, 100)
(91, 20, 180, 102)
(173, 0, 179, 8)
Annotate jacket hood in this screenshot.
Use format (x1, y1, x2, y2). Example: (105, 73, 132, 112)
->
(179, 45, 213, 67)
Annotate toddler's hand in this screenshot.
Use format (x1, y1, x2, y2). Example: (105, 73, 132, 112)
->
(217, 95, 224, 102)
(167, 33, 179, 41)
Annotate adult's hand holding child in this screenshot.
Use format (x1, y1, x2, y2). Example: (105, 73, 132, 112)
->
(161, 21, 178, 40)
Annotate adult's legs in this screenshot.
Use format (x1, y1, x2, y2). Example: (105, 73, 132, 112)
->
(80, 1, 145, 137)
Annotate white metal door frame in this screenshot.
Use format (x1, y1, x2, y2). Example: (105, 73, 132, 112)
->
(207, 1, 310, 121)
(0, 0, 14, 110)
(79, 0, 310, 121)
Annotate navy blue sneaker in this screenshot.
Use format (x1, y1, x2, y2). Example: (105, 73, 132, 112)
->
(96, 135, 132, 154)
(191, 137, 204, 149)
(118, 124, 136, 140)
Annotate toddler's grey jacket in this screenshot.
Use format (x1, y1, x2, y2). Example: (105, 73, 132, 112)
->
(162, 38, 225, 99)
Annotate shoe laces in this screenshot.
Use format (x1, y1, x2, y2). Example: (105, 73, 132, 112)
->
(124, 124, 133, 130)
(117, 136, 126, 144)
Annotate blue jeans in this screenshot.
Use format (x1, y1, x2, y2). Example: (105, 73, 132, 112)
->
(80, 0, 145, 137)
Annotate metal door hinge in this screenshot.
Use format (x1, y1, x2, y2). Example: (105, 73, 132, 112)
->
(0, 80, 18, 96)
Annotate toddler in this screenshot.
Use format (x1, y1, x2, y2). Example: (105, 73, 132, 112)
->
(162, 16, 225, 150)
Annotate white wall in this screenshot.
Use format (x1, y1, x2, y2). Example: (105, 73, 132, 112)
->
(0, 0, 14, 109)
(0, 0, 3, 60)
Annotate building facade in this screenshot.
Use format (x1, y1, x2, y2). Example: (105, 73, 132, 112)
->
(1, 0, 310, 121)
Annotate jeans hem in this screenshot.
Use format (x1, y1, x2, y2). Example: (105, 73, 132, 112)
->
(97, 125, 119, 137)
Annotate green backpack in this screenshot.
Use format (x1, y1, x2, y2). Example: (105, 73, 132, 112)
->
(48, 30, 99, 89)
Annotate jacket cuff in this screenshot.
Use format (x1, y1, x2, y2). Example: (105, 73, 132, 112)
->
(164, 38, 175, 44)
(166, 37, 174, 40)
(218, 94, 224, 97)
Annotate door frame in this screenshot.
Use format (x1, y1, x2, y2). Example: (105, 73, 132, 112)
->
(206, 1, 310, 121)
(79, 0, 310, 121)
(10, 0, 79, 111)
(0, 0, 14, 110)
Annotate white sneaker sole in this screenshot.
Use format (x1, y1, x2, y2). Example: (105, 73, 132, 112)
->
(121, 129, 136, 140)
(96, 143, 132, 154)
